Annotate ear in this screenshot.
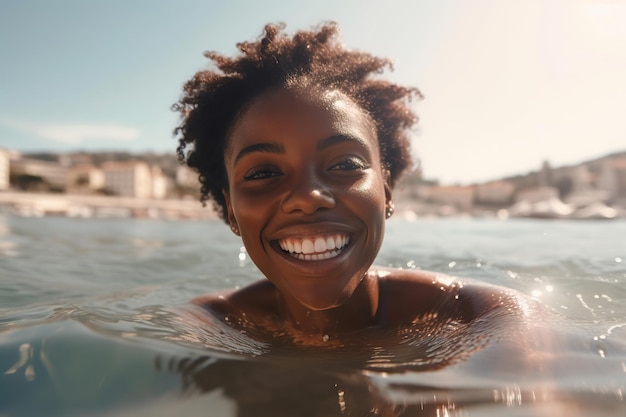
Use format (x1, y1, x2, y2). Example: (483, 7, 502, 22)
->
(383, 169, 394, 219)
(222, 189, 240, 236)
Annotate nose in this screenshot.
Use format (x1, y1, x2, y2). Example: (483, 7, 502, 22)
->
(281, 172, 336, 215)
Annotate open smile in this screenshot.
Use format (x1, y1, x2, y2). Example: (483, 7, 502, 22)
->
(277, 233, 350, 261)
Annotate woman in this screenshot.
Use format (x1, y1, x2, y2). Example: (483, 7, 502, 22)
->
(174, 22, 525, 345)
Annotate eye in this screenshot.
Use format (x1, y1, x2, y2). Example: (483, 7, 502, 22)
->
(243, 166, 282, 181)
(329, 156, 368, 171)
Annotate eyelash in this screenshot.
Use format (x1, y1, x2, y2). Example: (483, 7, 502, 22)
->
(243, 167, 282, 181)
(243, 156, 367, 181)
(329, 156, 367, 171)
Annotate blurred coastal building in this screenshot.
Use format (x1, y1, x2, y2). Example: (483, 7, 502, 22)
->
(176, 165, 198, 188)
(66, 165, 106, 194)
(151, 165, 169, 199)
(531, 154, 626, 207)
(598, 156, 626, 205)
(10, 155, 68, 191)
(430, 185, 474, 213)
(393, 174, 475, 215)
(101, 161, 169, 199)
(0, 148, 9, 191)
(474, 180, 515, 206)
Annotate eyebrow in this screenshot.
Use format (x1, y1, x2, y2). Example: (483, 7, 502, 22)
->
(233, 134, 369, 164)
(234, 142, 284, 164)
(316, 134, 369, 151)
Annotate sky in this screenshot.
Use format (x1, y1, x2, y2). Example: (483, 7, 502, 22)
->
(1, 0, 625, 184)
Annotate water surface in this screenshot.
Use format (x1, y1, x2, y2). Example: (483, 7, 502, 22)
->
(1, 215, 625, 416)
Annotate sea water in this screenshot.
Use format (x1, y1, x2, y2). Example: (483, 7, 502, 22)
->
(0, 214, 625, 416)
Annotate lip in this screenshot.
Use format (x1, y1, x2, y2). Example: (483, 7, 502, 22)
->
(269, 221, 356, 240)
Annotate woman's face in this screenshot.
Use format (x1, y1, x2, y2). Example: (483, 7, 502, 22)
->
(223, 88, 392, 310)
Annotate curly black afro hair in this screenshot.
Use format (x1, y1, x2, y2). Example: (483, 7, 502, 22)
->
(173, 22, 421, 223)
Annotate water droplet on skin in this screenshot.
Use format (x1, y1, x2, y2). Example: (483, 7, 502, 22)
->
(337, 389, 346, 413)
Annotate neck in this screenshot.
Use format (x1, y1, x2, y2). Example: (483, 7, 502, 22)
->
(278, 271, 381, 339)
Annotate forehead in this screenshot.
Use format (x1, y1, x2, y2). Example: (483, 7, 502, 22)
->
(225, 88, 378, 155)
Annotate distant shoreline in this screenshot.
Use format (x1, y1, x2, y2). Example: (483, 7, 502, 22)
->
(1, 191, 623, 221)
(0, 191, 217, 220)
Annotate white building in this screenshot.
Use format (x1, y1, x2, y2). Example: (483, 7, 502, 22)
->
(0, 148, 9, 191)
(102, 161, 153, 198)
(176, 165, 198, 188)
(101, 161, 169, 199)
(151, 165, 169, 199)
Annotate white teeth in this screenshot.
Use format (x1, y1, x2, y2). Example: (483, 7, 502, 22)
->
(302, 239, 315, 254)
(278, 233, 350, 261)
(295, 250, 340, 261)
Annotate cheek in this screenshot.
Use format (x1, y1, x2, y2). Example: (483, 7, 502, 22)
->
(232, 195, 268, 229)
(347, 174, 387, 211)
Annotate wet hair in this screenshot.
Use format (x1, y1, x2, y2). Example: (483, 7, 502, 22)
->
(174, 22, 421, 223)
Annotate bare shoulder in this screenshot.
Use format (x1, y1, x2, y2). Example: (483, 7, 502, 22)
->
(374, 266, 528, 324)
(191, 280, 280, 320)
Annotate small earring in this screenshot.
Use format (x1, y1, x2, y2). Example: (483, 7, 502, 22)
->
(230, 224, 239, 234)
(385, 206, 394, 219)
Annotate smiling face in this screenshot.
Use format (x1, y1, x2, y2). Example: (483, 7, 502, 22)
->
(223, 87, 392, 311)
